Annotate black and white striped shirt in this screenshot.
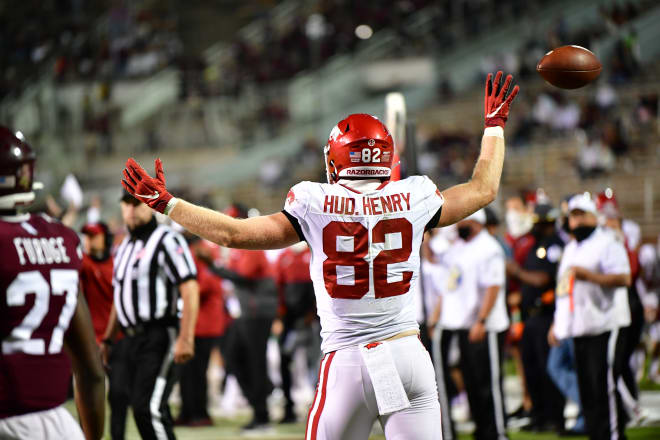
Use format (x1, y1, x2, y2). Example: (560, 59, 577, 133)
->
(112, 219, 197, 328)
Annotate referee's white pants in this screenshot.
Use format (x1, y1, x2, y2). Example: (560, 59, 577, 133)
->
(304, 334, 442, 440)
(0, 406, 84, 440)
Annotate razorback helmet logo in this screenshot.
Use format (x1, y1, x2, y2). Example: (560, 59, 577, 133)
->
(324, 114, 394, 184)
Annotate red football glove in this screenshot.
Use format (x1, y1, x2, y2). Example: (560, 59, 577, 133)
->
(122, 158, 173, 214)
(484, 71, 519, 128)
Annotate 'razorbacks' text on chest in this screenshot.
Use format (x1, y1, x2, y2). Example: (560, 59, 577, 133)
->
(323, 193, 411, 215)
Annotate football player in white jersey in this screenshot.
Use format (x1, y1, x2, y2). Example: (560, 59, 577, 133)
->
(121, 71, 519, 440)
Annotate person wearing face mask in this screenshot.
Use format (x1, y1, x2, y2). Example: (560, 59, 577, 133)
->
(549, 193, 631, 440)
(504, 195, 536, 275)
(432, 209, 510, 440)
(503, 195, 535, 422)
(506, 204, 570, 434)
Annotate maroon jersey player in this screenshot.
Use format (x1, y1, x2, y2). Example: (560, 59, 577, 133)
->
(0, 126, 105, 440)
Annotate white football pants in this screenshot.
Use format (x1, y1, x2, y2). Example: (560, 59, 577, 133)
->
(0, 405, 85, 440)
(305, 334, 442, 440)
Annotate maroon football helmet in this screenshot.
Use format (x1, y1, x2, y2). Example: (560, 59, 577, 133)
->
(324, 114, 395, 184)
(0, 126, 38, 209)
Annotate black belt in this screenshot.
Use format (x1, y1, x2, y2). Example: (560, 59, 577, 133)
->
(122, 319, 177, 337)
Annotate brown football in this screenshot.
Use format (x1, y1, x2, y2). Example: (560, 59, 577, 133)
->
(536, 45, 602, 89)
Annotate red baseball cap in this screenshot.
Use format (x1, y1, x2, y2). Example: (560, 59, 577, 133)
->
(81, 223, 106, 236)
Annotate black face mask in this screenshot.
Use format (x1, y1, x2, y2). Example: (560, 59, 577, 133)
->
(572, 225, 596, 242)
(457, 226, 472, 240)
(561, 216, 571, 233)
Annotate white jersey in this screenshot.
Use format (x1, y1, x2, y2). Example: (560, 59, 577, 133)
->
(553, 227, 630, 339)
(437, 230, 509, 332)
(283, 176, 444, 352)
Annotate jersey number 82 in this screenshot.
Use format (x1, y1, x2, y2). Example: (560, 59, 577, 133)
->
(323, 218, 412, 299)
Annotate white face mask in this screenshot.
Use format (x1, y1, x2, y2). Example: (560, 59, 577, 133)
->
(505, 209, 533, 238)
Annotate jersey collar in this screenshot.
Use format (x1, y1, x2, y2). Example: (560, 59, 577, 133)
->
(337, 178, 389, 194)
(0, 212, 30, 222)
(129, 216, 158, 241)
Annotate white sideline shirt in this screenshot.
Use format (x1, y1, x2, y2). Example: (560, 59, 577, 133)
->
(437, 230, 509, 332)
(553, 227, 630, 339)
(411, 260, 448, 324)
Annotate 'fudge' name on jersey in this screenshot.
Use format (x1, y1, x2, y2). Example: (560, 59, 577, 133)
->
(323, 193, 411, 216)
(13, 236, 72, 266)
(284, 176, 443, 352)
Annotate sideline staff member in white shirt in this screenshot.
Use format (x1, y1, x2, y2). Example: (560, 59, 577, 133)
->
(549, 193, 631, 440)
(431, 209, 509, 440)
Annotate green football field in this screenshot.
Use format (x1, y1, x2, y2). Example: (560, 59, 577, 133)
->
(65, 400, 660, 440)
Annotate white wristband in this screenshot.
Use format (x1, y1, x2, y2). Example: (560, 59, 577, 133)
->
(483, 126, 504, 139)
(164, 197, 179, 216)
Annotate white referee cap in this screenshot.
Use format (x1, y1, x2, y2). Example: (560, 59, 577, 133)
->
(464, 208, 486, 224)
(568, 192, 597, 215)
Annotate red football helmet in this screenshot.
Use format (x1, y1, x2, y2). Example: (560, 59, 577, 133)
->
(0, 126, 38, 210)
(324, 114, 395, 184)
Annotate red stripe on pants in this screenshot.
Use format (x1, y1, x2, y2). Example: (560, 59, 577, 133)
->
(305, 358, 323, 438)
(305, 351, 335, 440)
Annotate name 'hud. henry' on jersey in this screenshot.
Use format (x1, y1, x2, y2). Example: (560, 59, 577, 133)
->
(322, 192, 411, 216)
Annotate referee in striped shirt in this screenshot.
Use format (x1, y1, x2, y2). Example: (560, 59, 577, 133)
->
(102, 191, 199, 440)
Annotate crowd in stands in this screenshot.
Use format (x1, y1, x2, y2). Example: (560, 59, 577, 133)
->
(0, 0, 96, 99)
(417, 0, 657, 185)
(178, 0, 655, 155)
(261, 77, 657, 201)
(0, 0, 182, 100)
(4, 0, 655, 164)
(182, 0, 435, 99)
(181, 0, 563, 101)
(53, 1, 182, 82)
(417, 83, 657, 185)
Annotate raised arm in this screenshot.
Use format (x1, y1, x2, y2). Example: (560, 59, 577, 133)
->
(169, 200, 299, 249)
(438, 71, 519, 227)
(121, 159, 300, 250)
